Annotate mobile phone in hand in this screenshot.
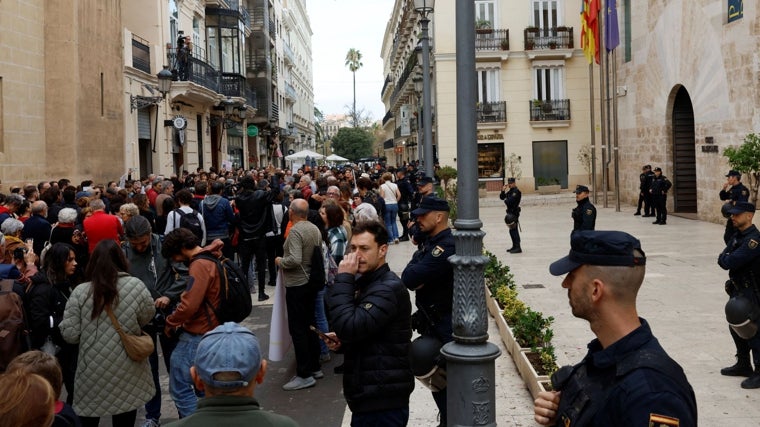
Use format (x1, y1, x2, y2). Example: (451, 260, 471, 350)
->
(310, 325, 339, 344)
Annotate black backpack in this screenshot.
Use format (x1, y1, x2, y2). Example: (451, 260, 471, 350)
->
(193, 254, 252, 323)
(307, 243, 327, 291)
(366, 191, 386, 217)
(174, 208, 204, 243)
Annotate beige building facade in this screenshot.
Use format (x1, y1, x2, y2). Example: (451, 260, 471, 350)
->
(0, 0, 313, 186)
(381, 0, 595, 192)
(616, 0, 755, 222)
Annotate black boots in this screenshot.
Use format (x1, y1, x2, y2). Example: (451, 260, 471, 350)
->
(721, 355, 753, 377)
(742, 371, 760, 389)
(508, 247, 522, 254)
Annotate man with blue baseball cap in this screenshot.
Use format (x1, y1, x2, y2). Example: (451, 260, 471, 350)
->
(535, 231, 697, 427)
(165, 322, 297, 426)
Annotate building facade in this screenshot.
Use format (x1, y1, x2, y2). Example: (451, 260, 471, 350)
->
(0, 0, 313, 186)
(616, 0, 755, 223)
(381, 0, 595, 192)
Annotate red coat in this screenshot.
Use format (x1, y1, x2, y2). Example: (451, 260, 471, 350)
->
(83, 211, 123, 253)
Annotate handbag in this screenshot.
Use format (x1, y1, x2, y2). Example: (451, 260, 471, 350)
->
(105, 305, 154, 362)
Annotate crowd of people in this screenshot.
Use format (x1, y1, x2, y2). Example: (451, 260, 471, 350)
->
(0, 160, 445, 426)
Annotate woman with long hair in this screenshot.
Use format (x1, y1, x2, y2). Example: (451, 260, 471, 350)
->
(26, 242, 79, 404)
(59, 239, 154, 427)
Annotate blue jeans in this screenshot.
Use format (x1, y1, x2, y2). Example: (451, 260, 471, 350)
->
(351, 407, 409, 427)
(170, 332, 204, 418)
(315, 287, 329, 356)
(145, 326, 178, 421)
(384, 203, 399, 241)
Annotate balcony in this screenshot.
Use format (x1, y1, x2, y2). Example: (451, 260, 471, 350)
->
(167, 47, 219, 93)
(269, 18, 276, 38)
(250, 5, 265, 30)
(475, 29, 509, 51)
(246, 52, 269, 76)
(284, 81, 297, 103)
(283, 43, 295, 66)
(529, 99, 571, 126)
(381, 74, 392, 97)
(220, 72, 246, 98)
(390, 52, 418, 108)
(524, 27, 574, 59)
(131, 35, 151, 74)
(382, 110, 394, 126)
(477, 101, 507, 123)
(245, 87, 258, 110)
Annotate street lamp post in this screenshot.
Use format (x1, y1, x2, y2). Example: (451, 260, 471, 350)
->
(413, 73, 424, 166)
(440, 1, 501, 426)
(414, 0, 435, 179)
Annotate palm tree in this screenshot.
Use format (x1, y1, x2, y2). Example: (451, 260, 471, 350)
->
(345, 48, 363, 127)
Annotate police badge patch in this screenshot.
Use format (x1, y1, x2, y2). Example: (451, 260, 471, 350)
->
(749, 239, 758, 250)
(648, 413, 679, 426)
(432, 245, 444, 257)
(586, 209, 593, 215)
(363, 303, 373, 310)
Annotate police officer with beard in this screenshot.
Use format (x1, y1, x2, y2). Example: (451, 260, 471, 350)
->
(407, 176, 436, 246)
(402, 196, 455, 426)
(719, 170, 750, 244)
(571, 185, 596, 231)
(718, 201, 760, 388)
(500, 177, 522, 253)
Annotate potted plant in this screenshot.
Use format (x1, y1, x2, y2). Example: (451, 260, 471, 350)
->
(536, 177, 561, 194)
(475, 19, 493, 34)
(500, 39, 509, 50)
(548, 40, 558, 49)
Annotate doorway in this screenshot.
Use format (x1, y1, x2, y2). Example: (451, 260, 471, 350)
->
(672, 86, 697, 213)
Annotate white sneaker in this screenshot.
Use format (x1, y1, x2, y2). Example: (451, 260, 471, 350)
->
(141, 419, 160, 427)
(282, 375, 316, 391)
(312, 370, 324, 379)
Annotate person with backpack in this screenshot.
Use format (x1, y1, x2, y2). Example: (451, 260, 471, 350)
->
(201, 182, 237, 260)
(165, 190, 206, 246)
(534, 231, 697, 426)
(161, 228, 226, 417)
(275, 199, 323, 391)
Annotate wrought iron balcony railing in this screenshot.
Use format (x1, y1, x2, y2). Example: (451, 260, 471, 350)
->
(220, 72, 246, 98)
(524, 26, 574, 50)
(475, 29, 509, 51)
(167, 48, 219, 93)
(529, 99, 571, 121)
(476, 101, 507, 123)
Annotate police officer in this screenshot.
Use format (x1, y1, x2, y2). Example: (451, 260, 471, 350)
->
(719, 170, 750, 244)
(571, 185, 596, 231)
(635, 165, 654, 216)
(718, 201, 760, 388)
(407, 176, 436, 246)
(401, 195, 455, 426)
(500, 177, 522, 253)
(535, 231, 697, 426)
(650, 167, 672, 225)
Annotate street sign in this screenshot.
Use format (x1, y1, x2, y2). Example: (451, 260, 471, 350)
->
(247, 125, 259, 137)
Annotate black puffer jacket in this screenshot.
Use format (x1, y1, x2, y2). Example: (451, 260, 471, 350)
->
(326, 263, 414, 414)
(25, 271, 72, 349)
(235, 175, 280, 238)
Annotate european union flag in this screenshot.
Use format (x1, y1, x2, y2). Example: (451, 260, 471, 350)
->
(605, 0, 620, 51)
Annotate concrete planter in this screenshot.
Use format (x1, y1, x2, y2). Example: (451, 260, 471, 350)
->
(537, 184, 561, 194)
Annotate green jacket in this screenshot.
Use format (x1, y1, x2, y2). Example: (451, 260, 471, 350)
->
(164, 396, 298, 427)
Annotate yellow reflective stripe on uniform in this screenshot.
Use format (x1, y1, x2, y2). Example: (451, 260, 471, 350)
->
(649, 413, 679, 427)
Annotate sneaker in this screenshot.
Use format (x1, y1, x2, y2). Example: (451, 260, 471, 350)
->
(312, 370, 325, 379)
(398, 236, 410, 242)
(741, 372, 760, 389)
(721, 361, 753, 377)
(394, 238, 399, 244)
(634, 212, 641, 216)
(282, 375, 316, 391)
(141, 419, 160, 427)
(319, 353, 331, 363)
(508, 247, 522, 254)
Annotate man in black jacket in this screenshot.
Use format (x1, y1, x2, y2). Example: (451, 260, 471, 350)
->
(572, 185, 596, 231)
(325, 221, 414, 426)
(650, 167, 672, 225)
(500, 178, 522, 253)
(395, 169, 415, 241)
(234, 172, 279, 301)
(634, 165, 654, 216)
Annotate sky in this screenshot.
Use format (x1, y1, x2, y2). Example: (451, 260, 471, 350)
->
(306, 0, 394, 122)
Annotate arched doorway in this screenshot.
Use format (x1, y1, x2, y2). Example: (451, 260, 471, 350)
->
(672, 86, 697, 213)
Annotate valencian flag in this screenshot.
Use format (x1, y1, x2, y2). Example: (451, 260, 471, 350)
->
(580, 0, 600, 64)
(606, 0, 620, 51)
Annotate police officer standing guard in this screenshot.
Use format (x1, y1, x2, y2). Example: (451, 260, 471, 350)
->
(534, 231, 697, 426)
(650, 167, 672, 225)
(571, 185, 596, 231)
(402, 196, 455, 426)
(718, 201, 760, 388)
(635, 165, 654, 216)
(500, 177, 522, 253)
(719, 170, 750, 244)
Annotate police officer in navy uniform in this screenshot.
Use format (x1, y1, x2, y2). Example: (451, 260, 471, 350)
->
(571, 185, 596, 231)
(719, 170, 750, 244)
(500, 177, 522, 253)
(407, 176, 436, 246)
(534, 231, 697, 427)
(401, 195, 455, 426)
(635, 165, 654, 216)
(650, 167, 672, 225)
(718, 201, 760, 388)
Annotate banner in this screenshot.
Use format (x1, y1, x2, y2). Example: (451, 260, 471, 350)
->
(268, 269, 292, 361)
(581, 0, 601, 64)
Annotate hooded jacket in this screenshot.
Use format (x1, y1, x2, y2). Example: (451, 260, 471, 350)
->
(201, 194, 236, 239)
(236, 175, 280, 238)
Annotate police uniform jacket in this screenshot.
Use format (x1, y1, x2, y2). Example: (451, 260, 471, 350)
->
(401, 228, 455, 313)
(326, 263, 414, 414)
(719, 224, 760, 289)
(640, 171, 654, 192)
(500, 187, 522, 216)
(572, 198, 596, 231)
(719, 182, 750, 203)
(553, 318, 697, 427)
(650, 175, 672, 196)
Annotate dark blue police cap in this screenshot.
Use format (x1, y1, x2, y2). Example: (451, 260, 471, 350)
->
(412, 195, 450, 215)
(574, 185, 590, 194)
(549, 230, 646, 276)
(726, 170, 742, 178)
(507, 177, 516, 183)
(727, 201, 756, 215)
(417, 176, 436, 186)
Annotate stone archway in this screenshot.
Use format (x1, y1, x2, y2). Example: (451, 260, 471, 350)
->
(672, 86, 697, 213)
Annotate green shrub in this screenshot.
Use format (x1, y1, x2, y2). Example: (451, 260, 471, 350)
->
(513, 308, 554, 349)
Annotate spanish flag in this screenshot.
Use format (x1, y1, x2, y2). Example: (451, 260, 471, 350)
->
(580, 0, 600, 64)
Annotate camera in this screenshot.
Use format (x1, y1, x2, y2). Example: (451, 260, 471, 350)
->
(13, 247, 28, 260)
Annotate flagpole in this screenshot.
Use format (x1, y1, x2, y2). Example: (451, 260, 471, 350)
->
(589, 63, 597, 204)
(613, 48, 620, 212)
(599, 0, 607, 208)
